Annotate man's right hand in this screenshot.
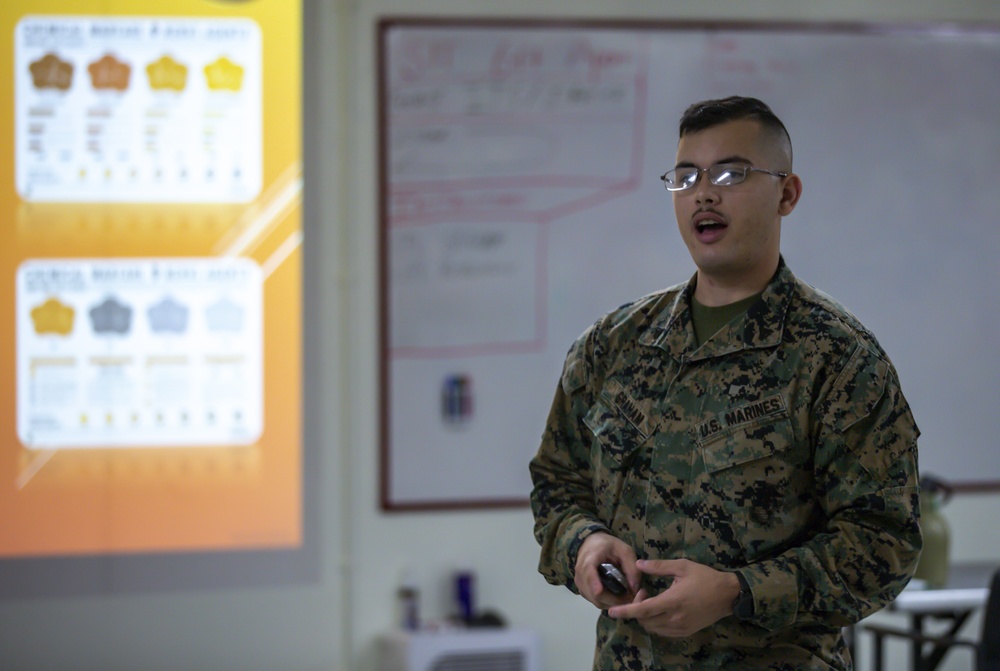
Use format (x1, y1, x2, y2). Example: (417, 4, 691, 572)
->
(574, 532, 640, 609)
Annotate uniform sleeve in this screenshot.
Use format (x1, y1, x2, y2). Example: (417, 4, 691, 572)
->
(741, 339, 922, 630)
(529, 325, 611, 591)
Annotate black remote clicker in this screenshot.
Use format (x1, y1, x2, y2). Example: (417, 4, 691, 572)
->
(597, 562, 628, 595)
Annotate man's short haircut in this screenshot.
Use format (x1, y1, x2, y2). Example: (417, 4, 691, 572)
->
(679, 96, 792, 163)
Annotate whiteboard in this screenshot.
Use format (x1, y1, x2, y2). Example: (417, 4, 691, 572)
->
(379, 20, 1000, 509)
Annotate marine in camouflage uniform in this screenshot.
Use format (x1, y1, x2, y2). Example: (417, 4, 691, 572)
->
(529, 257, 922, 669)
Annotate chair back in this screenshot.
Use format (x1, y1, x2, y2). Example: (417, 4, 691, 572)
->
(979, 568, 1000, 671)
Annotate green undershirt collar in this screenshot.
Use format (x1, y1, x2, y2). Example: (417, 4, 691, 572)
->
(691, 292, 762, 347)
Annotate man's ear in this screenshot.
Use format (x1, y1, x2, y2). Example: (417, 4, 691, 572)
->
(778, 173, 803, 216)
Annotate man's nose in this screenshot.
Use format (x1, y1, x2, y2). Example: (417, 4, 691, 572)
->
(694, 181, 719, 205)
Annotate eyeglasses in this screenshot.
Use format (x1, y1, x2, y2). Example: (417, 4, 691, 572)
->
(660, 163, 788, 192)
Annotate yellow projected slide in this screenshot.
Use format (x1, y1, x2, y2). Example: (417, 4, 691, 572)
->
(0, 0, 302, 557)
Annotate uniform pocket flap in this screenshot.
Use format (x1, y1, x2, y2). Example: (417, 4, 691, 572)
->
(583, 379, 651, 464)
(698, 395, 791, 473)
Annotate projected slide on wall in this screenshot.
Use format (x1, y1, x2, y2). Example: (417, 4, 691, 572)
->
(0, 0, 302, 558)
(15, 16, 262, 203)
(17, 258, 264, 449)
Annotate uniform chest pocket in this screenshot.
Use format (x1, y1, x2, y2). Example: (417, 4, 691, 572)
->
(583, 381, 652, 527)
(698, 401, 813, 562)
(583, 404, 648, 472)
(700, 420, 795, 474)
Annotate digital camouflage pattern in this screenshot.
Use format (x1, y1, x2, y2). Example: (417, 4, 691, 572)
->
(529, 259, 922, 670)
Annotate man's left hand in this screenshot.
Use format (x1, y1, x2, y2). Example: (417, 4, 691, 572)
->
(606, 558, 741, 638)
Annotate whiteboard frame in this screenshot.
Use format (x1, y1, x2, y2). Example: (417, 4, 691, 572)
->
(377, 17, 1000, 512)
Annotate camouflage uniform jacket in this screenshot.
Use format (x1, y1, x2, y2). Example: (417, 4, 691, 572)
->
(529, 259, 921, 670)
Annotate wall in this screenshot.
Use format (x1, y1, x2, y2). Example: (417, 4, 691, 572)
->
(0, 1, 997, 671)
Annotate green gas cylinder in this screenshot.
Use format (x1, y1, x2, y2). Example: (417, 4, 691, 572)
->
(913, 476, 952, 589)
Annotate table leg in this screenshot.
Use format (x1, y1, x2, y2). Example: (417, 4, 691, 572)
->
(908, 610, 974, 671)
(873, 629, 885, 671)
(924, 612, 972, 671)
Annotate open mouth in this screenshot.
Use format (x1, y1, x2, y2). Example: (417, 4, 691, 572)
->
(696, 221, 726, 234)
(693, 210, 727, 235)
